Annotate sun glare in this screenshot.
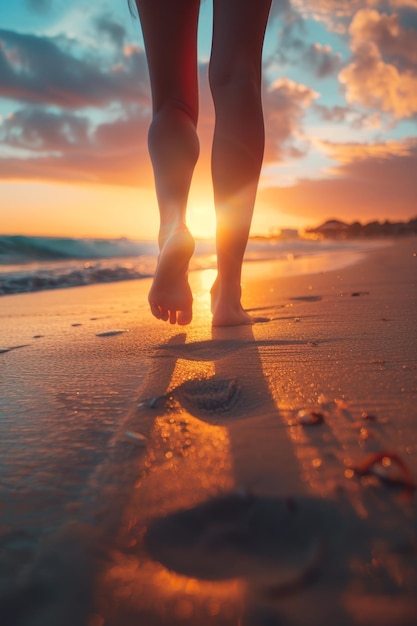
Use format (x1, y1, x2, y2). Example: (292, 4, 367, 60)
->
(193, 268, 217, 317)
(187, 198, 217, 240)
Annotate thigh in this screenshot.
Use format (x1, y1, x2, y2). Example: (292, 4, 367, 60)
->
(136, 0, 201, 123)
(210, 0, 272, 82)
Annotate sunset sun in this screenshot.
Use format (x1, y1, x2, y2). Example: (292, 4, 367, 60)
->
(187, 197, 217, 240)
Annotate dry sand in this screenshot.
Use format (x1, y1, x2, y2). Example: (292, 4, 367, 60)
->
(0, 238, 416, 626)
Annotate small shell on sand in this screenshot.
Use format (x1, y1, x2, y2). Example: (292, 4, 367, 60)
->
(295, 410, 324, 426)
(361, 411, 377, 421)
(353, 451, 417, 490)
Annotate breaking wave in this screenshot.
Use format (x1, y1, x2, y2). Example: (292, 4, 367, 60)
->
(0, 234, 387, 296)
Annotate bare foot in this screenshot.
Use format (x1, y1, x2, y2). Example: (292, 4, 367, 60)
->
(210, 279, 268, 327)
(148, 228, 195, 325)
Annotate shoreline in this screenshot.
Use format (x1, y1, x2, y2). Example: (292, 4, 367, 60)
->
(0, 237, 391, 298)
(1, 238, 416, 625)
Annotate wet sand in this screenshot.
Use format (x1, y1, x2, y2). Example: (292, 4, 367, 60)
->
(1, 238, 416, 626)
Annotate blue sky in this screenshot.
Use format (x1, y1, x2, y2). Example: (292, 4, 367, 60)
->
(1, 0, 416, 238)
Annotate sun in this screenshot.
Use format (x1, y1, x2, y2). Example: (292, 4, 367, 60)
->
(187, 196, 217, 240)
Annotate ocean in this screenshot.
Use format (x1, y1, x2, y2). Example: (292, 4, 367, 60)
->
(0, 234, 388, 296)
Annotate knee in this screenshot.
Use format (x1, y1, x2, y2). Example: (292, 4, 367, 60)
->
(208, 57, 261, 102)
(152, 98, 198, 129)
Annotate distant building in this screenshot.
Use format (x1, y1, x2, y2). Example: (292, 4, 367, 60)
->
(278, 228, 299, 239)
(306, 219, 349, 238)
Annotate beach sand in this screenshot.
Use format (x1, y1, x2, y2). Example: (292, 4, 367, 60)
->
(1, 238, 416, 626)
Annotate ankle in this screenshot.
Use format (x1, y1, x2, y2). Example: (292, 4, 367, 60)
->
(158, 222, 190, 249)
(212, 276, 241, 299)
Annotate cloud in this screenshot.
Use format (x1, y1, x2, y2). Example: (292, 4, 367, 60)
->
(290, 0, 363, 32)
(0, 11, 155, 186)
(293, 0, 363, 17)
(314, 103, 386, 129)
(339, 9, 417, 118)
(317, 137, 414, 162)
(313, 103, 353, 122)
(94, 16, 126, 49)
(266, 8, 342, 80)
(303, 43, 342, 77)
(0, 105, 152, 186)
(269, 0, 300, 22)
(0, 29, 150, 109)
(348, 8, 417, 71)
(390, 0, 417, 10)
(291, 1, 417, 33)
(0, 108, 90, 152)
(258, 137, 417, 222)
(265, 12, 307, 70)
(263, 78, 319, 162)
(291, 1, 402, 17)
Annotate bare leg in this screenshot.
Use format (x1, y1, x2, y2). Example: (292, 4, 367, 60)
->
(136, 0, 200, 325)
(209, 0, 272, 326)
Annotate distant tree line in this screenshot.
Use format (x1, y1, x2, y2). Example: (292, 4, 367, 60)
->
(306, 217, 417, 239)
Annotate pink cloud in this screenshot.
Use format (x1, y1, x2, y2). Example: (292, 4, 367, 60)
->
(317, 137, 415, 163)
(339, 9, 417, 118)
(291, 0, 364, 31)
(258, 137, 417, 222)
(263, 78, 319, 162)
(0, 106, 152, 186)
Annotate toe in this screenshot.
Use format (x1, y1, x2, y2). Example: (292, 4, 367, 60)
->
(160, 307, 169, 322)
(178, 309, 192, 325)
(149, 302, 162, 319)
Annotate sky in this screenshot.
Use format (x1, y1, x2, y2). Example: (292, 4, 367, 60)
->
(1, 0, 416, 239)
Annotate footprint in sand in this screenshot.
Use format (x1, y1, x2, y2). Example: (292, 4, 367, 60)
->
(141, 375, 242, 419)
(144, 493, 341, 591)
(176, 376, 241, 414)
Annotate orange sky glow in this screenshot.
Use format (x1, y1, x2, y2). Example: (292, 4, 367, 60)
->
(1, 0, 416, 240)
